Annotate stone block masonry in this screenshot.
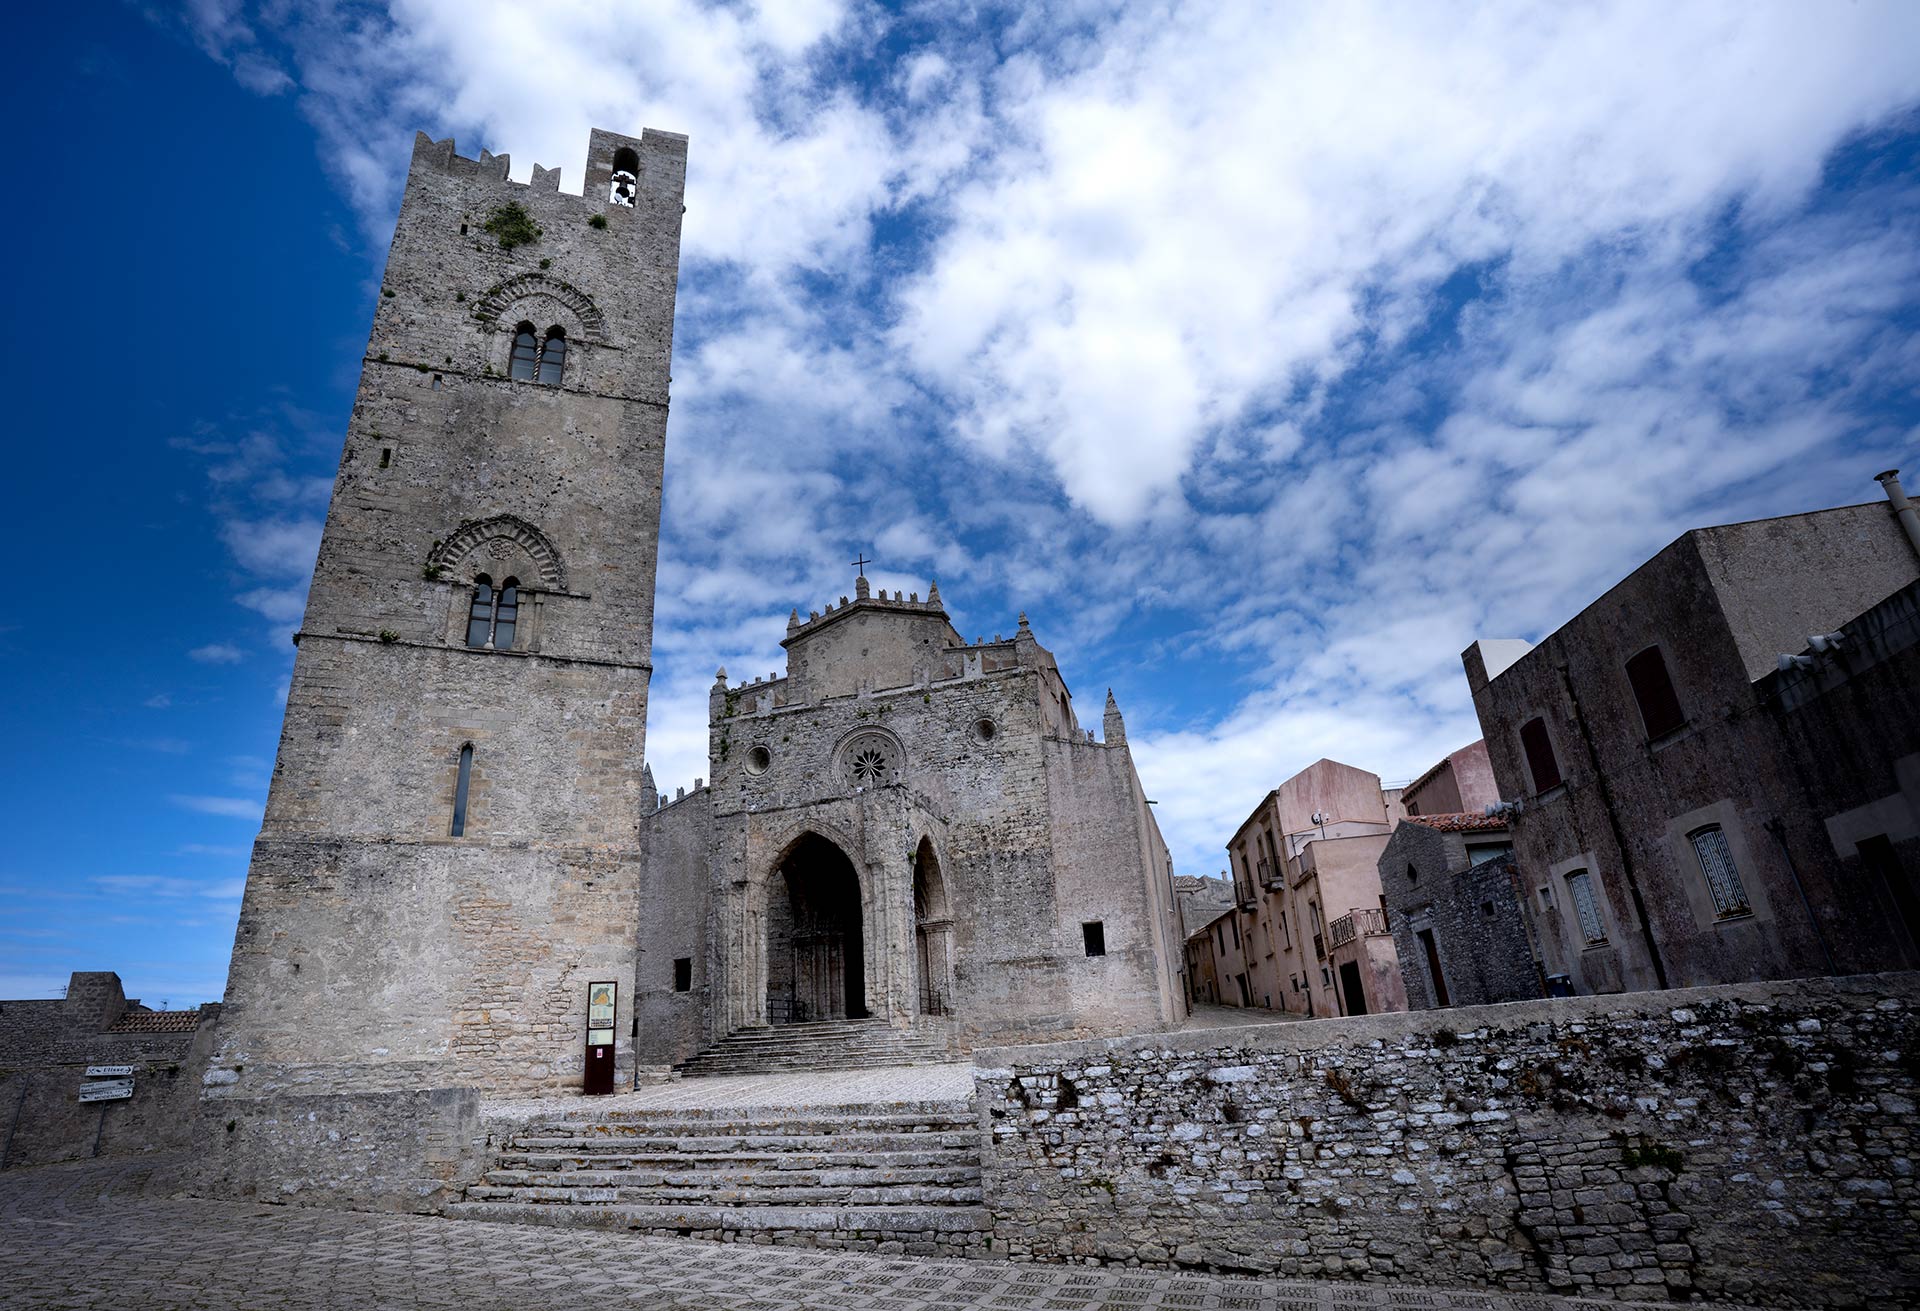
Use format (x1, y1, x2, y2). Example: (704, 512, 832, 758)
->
(974, 972, 1920, 1306)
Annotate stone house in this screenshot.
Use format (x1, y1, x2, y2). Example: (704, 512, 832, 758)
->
(633, 574, 1187, 1067)
(1463, 480, 1920, 995)
(1207, 759, 1409, 1017)
(1378, 814, 1540, 1009)
(0, 972, 217, 1169)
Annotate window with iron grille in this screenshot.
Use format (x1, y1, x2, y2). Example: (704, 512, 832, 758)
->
(1689, 826, 1750, 917)
(1565, 869, 1605, 944)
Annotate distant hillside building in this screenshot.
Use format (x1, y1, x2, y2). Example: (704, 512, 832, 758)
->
(1464, 479, 1920, 995)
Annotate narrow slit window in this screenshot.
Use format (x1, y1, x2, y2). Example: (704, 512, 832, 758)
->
(379, 447, 392, 469)
(1565, 869, 1606, 944)
(536, 328, 566, 385)
(1626, 646, 1687, 739)
(1690, 826, 1750, 917)
(450, 745, 473, 837)
(1520, 716, 1561, 792)
(509, 323, 539, 381)
(1081, 920, 1106, 957)
(466, 577, 494, 648)
(673, 958, 692, 992)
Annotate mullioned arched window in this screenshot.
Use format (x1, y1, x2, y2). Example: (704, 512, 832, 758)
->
(465, 575, 521, 650)
(508, 322, 567, 385)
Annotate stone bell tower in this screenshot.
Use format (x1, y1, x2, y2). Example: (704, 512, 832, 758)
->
(207, 128, 687, 1100)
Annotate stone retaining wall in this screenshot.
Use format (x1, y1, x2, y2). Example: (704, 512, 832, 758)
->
(189, 1087, 484, 1212)
(974, 973, 1920, 1306)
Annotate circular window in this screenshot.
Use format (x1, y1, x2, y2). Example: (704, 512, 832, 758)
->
(850, 746, 888, 785)
(835, 729, 903, 790)
(972, 718, 997, 744)
(745, 745, 772, 776)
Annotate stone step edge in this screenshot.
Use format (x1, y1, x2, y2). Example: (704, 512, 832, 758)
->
(478, 1174, 975, 1197)
(519, 1098, 975, 1122)
(446, 1200, 991, 1234)
(496, 1151, 978, 1170)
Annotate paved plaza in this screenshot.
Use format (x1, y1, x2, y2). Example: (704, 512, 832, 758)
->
(0, 1155, 1738, 1311)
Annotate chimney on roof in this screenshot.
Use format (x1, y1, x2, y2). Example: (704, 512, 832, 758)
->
(1876, 469, 1920, 562)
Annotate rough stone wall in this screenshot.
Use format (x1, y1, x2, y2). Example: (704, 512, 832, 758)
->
(189, 1087, 482, 1213)
(633, 787, 713, 1068)
(1381, 823, 1540, 1009)
(974, 973, 1920, 1306)
(0, 1009, 218, 1170)
(1467, 517, 1920, 997)
(212, 127, 685, 1100)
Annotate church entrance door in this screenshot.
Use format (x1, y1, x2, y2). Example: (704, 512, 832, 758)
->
(766, 834, 867, 1024)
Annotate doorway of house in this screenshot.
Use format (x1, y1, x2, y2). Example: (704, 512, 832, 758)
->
(1338, 960, 1369, 1016)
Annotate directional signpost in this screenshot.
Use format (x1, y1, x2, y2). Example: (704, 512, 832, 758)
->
(79, 1079, 133, 1103)
(79, 1066, 136, 1103)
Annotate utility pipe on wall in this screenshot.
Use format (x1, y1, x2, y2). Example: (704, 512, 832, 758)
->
(1876, 469, 1920, 561)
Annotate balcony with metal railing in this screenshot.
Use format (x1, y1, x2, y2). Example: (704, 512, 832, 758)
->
(1327, 907, 1391, 950)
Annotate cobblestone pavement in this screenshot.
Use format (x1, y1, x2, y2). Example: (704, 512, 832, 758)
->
(0, 1157, 1736, 1311)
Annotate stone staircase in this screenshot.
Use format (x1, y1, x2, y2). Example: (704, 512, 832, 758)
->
(672, 1017, 958, 1076)
(450, 1098, 990, 1256)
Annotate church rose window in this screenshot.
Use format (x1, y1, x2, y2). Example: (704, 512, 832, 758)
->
(850, 746, 888, 786)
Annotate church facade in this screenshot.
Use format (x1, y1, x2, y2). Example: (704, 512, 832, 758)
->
(635, 578, 1187, 1069)
(203, 127, 1182, 1107)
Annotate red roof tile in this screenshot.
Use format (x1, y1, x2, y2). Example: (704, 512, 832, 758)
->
(105, 1009, 205, 1033)
(1403, 812, 1510, 834)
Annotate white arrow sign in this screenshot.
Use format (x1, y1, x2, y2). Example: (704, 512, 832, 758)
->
(85, 1065, 135, 1078)
(78, 1079, 134, 1103)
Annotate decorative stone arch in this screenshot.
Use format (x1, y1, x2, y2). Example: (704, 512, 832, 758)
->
(758, 827, 872, 1026)
(475, 272, 608, 342)
(429, 515, 567, 593)
(911, 834, 954, 1017)
(831, 726, 907, 790)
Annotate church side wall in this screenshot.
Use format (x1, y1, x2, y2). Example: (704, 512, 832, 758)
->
(1039, 737, 1180, 1037)
(975, 972, 1920, 1305)
(635, 790, 713, 1068)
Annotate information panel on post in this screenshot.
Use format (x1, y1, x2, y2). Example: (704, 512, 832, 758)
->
(584, 980, 616, 1095)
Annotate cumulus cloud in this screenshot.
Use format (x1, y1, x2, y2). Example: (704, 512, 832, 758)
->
(175, 1, 1920, 873)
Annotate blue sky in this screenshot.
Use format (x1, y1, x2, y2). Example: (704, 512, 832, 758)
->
(4, 2, 1918, 1006)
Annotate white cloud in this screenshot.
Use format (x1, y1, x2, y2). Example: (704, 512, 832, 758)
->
(221, 518, 323, 578)
(168, 795, 265, 821)
(174, 1, 1920, 876)
(189, 643, 247, 665)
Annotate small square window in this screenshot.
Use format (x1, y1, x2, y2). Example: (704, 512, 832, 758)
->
(672, 958, 692, 992)
(1082, 921, 1106, 957)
